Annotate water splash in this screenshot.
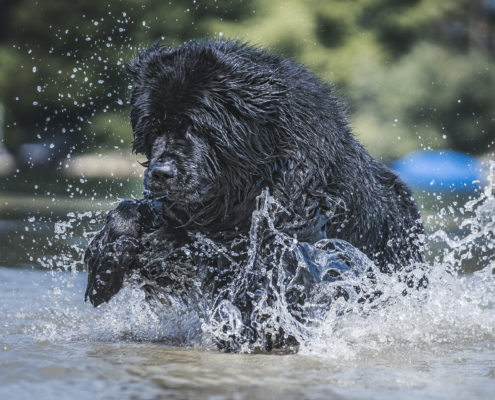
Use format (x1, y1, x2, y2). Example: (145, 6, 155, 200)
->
(429, 160, 495, 274)
(300, 162, 495, 359)
(200, 190, 384, 352)
(10, 162, 494, 357)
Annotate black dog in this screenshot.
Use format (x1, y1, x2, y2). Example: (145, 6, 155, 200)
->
(85, 39, 424, 351)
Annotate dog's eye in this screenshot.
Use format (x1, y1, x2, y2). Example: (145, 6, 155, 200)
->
(138, 160, 150, 168)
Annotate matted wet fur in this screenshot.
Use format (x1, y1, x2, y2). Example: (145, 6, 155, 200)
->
(85, 39, 424, 351)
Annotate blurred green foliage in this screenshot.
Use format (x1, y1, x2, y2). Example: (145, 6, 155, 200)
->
(0, 0, 494, 162)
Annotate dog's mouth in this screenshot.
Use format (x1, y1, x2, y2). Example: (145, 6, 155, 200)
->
(144, 180, 182, 201)
(144, 174, 211, 205)
(144, 180, 168, 197)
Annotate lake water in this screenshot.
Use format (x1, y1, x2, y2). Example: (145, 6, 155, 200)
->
(1, 171, 494, 399)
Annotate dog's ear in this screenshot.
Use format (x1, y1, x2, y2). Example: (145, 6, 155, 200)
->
(126, 40, 165, 80)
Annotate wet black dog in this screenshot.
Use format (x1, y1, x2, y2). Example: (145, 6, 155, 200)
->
(85, 39, 424, 350)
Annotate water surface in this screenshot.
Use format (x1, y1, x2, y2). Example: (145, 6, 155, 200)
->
(1, 171, 494, 399)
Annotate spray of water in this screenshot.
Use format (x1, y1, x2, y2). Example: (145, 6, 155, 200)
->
(13, 162, 494, 357)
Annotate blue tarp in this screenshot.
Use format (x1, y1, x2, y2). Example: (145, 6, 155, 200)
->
(391, 150, 482, 191)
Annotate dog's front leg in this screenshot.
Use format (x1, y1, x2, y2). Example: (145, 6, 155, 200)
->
(84, 199, 157, 306)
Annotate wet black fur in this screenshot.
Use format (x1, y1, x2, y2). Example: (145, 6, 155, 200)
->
(85, 39, 424, 336)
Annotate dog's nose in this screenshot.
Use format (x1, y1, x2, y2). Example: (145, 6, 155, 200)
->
(150, 162, 177, 180)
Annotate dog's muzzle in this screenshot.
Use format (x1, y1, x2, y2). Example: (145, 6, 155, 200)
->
(150, 161, 177, 180)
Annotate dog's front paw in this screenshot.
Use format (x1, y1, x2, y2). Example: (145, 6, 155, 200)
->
(102, 200, 144, 242)
(84, 200, 159, 306)
(84, 236, 140, 307)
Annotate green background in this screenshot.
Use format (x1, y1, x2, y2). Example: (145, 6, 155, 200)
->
(1, 0, 494, 162)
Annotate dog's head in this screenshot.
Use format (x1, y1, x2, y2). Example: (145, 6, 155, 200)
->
(125, 39, 342, 227)
(137, 122, 217, 205)
(127, 40, 287, 210)
(126, 41, 217, 206)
